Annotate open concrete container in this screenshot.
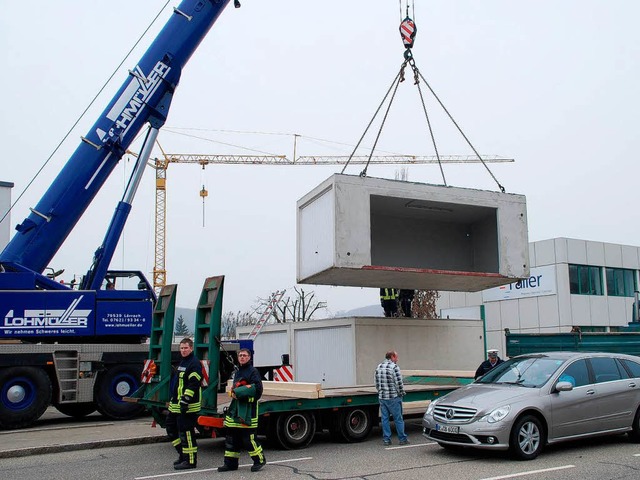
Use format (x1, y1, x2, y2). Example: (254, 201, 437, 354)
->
(297, 174, 529, 291)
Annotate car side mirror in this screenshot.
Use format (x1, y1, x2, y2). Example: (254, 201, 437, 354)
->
(555, 381, 573, 392)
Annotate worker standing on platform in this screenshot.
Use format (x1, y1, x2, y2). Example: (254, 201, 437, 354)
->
(218, 348, 266, 472)
(398, 289, 415, 317)
(380, 288, 399, 317)
(167, 338, 202, 470)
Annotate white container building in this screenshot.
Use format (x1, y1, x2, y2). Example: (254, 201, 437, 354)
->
(237, 317, 484, 387)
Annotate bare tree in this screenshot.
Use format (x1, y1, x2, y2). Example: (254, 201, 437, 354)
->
(412, 290, 440, 319)
(221, 310, 255, 339)
(257, 287, 327, 323)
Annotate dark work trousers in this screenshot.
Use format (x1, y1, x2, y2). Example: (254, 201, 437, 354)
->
(223, 427, 265, 467)
(166, 412, 198, 464)
(382, 300, 398, 317)
(400, 298, 412, 317)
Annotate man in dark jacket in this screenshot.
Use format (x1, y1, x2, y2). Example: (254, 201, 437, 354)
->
(166, 338, 202, 470)
(474, 348, 504, 380)
(398, 289, 415, 317)
(218, 348, 266, 472)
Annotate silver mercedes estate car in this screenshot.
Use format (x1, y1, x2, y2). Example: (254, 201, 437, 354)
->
(423, 351, 640, 459)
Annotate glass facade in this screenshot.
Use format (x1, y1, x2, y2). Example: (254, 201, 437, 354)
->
(605, 267, 637, 297)
(569, 264, 603, 295)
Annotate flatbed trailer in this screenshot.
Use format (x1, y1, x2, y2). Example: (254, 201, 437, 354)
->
(132, 276, 473, 449)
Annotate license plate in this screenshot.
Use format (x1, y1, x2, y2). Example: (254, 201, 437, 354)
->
(435, 424, 459, 434)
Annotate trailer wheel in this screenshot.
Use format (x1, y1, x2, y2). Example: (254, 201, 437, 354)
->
(275, 412, 316, 449)
(55, 402, 97, 418)
(0, 367, 52, 429)
(332, 407, 374, 443)
(95, 365, 145, 420)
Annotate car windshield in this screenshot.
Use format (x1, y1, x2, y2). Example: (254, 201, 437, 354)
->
(477, 356, 565, 388)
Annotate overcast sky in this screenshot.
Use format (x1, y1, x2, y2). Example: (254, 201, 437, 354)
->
(1, 1, 638, 316)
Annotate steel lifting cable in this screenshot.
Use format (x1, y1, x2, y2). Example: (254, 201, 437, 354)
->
(0, 1, 172, 226)
(411, 64, 506, 193)
(406, 54, 447, 186)
(358, 64, 406, 178)
(340, 66, 405, 175)
(345, 2, 506, 192)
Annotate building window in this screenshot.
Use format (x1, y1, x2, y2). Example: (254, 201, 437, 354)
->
(605, 268, 637, 297)
(569, 264, 603, 295)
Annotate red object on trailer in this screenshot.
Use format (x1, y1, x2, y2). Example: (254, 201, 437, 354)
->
(274, 365, 294, 382)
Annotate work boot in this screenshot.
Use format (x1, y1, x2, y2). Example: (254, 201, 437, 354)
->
(173, 454, 184, 466)
(217, 465, 238, 472)
(251, 459, 266, 472)
(174, 460, 196, 470)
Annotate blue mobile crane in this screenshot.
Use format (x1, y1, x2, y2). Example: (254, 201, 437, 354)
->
(0, 0, 236, 429)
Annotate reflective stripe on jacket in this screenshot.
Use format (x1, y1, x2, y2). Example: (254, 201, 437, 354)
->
(380, 288, 398, 301)
(224, 364, 263, 428)
(169, 352, 202, 414)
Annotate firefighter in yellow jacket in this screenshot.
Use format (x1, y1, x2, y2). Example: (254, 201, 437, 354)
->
(166, 338, 202, 470)
(217, 348, 266, 472)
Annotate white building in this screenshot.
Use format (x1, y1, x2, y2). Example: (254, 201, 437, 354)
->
(0, 182, 14, 251)
(438, 238, 640, 355)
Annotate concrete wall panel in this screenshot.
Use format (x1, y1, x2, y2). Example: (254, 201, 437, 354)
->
(533, 239, 556, 267)
(354, 318, 484, 384)
(518, 297, 540, 329)
(566, 239, 587, 264)
(538, 295, 561, 329)
(570, 295, 590, 325)
(298, 184, 335, 280)
(589, 296, 609, 326)
(622, 245, 640, 269)
(586, 241, 606, 266)
(500, 301, 520, 331)
(604, 243, 623, 268)
(608, 297, 632, 327)
(553, 238, 569, 265)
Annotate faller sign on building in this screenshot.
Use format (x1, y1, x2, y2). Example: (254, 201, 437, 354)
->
(482, 265, 557, 302)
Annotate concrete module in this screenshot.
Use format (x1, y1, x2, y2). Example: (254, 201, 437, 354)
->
(297, 174, 529, 291)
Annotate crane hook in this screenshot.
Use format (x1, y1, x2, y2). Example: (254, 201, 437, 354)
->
(399, 16, 417, 50)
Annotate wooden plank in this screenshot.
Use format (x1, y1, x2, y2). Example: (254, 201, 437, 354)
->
(262, 381, 321, 392)
(262, 381, 321, 399)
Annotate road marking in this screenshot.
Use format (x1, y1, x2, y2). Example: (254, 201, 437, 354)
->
(134, 456, 313, 479)
(478, 464, 575, 480)
(386, 442, 437, 450)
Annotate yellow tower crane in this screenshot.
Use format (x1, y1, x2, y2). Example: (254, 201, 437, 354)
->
(149, 152, 513, 293)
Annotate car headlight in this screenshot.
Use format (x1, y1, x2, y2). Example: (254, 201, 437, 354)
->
(425, 399, 438, 416)
(481, 405, 511, 424)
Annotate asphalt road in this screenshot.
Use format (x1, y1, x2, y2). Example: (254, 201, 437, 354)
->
(3, 420, 640, 480)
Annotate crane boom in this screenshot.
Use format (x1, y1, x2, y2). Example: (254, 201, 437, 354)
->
(1, 0, 232, 276)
